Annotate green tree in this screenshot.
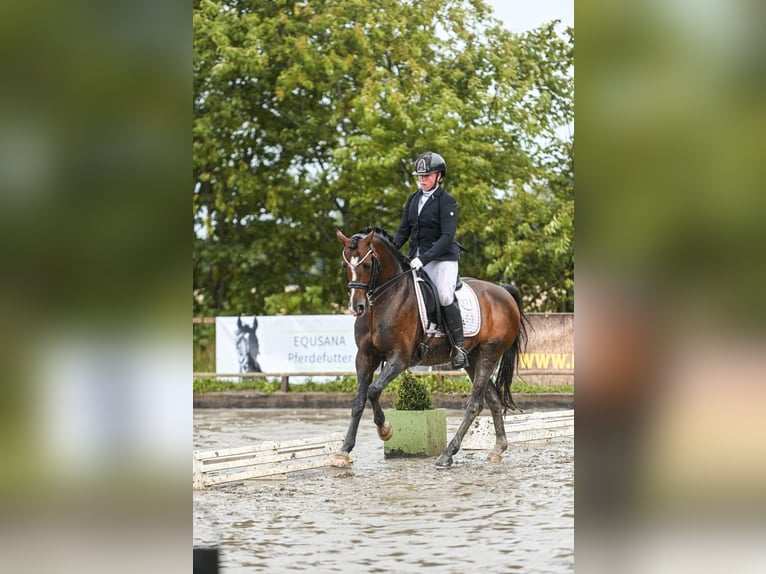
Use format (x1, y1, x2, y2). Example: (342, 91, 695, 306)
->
(193, 0, 574, 316)
(485, 141, 574, 312)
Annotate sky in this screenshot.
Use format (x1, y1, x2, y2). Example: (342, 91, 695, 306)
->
(484, 0, 573, 33)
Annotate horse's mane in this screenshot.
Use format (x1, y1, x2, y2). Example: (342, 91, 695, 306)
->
(353, 226, 410, 268)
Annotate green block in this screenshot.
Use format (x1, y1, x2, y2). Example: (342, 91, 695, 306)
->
(383, 408, 447, 458)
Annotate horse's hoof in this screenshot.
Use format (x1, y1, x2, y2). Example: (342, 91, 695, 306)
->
(330, 452, 351, 467)
(488, 453, 502, 463)
(435, 454, 453, 468)
(377, 421, 394, 441)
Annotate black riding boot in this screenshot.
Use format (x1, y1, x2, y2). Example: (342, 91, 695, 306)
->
(442, 299, 469, 369)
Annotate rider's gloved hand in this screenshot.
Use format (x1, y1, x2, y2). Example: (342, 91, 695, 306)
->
(410, 257, 423, 270)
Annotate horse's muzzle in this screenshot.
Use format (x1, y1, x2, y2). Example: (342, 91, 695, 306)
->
(351, 302, 367, 316)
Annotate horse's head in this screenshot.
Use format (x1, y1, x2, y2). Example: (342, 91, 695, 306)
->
(337, 229, 377, 316)
(336, 227, 409, 317)
(236, 315, 260, 372)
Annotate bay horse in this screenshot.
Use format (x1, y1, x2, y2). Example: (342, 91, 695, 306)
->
(333, 226, 528, 468)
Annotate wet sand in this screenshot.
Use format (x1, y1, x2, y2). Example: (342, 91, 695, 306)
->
(194, 408, 574, 573)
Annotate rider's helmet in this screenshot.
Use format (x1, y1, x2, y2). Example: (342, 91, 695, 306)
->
(412, 152, 446, 181)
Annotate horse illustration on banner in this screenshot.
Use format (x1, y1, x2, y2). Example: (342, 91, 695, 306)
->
(236, 315, 262, 376)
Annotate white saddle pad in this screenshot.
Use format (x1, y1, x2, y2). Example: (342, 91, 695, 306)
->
(413, 272, 481, 337)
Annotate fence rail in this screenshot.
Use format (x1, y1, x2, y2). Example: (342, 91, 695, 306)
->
(192, 370, 573, 378)
(193, 432, 346, 488)
(461, 409, 574, 449)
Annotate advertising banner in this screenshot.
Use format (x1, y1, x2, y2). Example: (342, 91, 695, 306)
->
(216, 315, 356, 381)
(519, 313, 574, 385)
(215, 313, 574, 385)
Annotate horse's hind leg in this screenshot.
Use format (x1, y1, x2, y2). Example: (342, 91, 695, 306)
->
(436, 359, 493, 468)
(485, 382, 508, 463)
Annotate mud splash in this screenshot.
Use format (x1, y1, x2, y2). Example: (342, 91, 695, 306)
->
(194, 408, 573, 573)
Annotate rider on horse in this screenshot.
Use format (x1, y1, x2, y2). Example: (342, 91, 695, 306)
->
(393, 151, 470, 369)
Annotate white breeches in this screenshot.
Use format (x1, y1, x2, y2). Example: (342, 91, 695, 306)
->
(422, 260, 458, 306)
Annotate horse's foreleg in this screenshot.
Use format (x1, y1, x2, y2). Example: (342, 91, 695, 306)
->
(485, 382, 508, 463)
(331, 386, 368, 467)
(367, 359, 406, 442)
(340, 386, 368, 451)
(333, 356, 379, 467)
(436, 360, 492, 468)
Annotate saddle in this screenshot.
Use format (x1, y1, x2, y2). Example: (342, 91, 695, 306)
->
(414, 269, 463, 331)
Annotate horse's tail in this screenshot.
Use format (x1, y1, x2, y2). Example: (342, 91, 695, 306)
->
(493, 284, 530, 413)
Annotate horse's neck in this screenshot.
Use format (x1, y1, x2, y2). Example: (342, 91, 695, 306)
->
(377, 249, 406, 282)
(380, 266, 404, 283)
(372, 263, 414, 309)
(367, 273, 419, 345)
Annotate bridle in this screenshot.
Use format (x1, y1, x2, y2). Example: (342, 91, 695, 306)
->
(343, 245, 377, 291)
(343, 239, 412, 306)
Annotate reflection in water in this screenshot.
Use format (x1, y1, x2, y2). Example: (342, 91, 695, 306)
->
(194, 408, 573, 573)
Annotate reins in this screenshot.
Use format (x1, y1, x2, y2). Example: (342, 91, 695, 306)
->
(367, 267, 411, 306)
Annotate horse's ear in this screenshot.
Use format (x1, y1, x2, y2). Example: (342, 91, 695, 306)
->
(336, 230, 350, 245)
(237, 316, 243, 328)
(252, 316, 258, 329)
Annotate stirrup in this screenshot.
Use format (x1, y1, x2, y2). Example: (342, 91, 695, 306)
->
(452, 346, 469, 369)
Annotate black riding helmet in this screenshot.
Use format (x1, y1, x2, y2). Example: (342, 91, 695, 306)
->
(412, 151, 446, 181)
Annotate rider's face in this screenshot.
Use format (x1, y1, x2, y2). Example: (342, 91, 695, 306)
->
(418, 173, 438, 191)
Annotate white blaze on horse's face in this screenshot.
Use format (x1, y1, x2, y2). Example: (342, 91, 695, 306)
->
(348, 255, 362, 314)
(349, 256, 360, 282)
(339, 234, 374, 316)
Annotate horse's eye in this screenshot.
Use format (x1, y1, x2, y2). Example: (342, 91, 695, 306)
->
(363, 263, 372, 271)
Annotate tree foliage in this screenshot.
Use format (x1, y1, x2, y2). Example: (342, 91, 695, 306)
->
(193, 0, 574, 316)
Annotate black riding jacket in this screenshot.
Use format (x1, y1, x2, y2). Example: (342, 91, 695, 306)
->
(392, 185, 460, 265)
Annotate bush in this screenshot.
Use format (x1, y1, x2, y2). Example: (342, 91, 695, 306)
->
(191, 374, 574, 395)
(394, 370, 433, 411)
